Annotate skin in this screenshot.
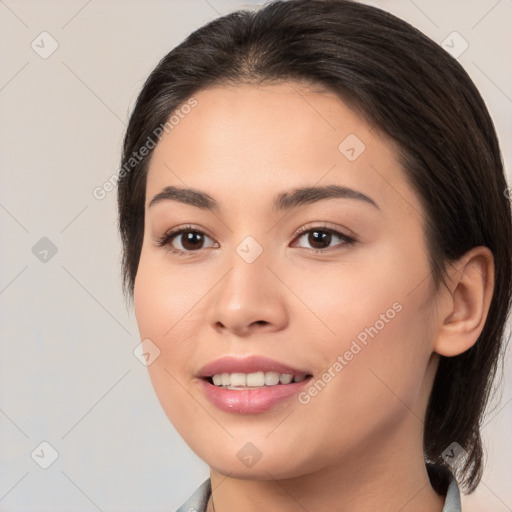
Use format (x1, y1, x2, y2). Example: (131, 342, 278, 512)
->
(133, 82, 494, 511)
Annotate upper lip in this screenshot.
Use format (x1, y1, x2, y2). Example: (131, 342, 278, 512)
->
(198, 355, 311, 378)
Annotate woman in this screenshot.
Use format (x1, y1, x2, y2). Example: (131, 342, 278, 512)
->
(117, 1, 512, 510)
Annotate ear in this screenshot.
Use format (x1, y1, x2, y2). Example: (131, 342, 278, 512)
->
(433, 246, 495, 357)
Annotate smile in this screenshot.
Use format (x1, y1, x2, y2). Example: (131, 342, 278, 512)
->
(197, 355, 313, 413)
(209, 371, 308, 388)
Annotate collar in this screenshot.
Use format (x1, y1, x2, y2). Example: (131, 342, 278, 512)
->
(175, 474, 462, 512)
(443, 472, 462, 511)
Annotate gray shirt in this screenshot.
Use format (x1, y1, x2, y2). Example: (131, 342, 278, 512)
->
(175, 473, 461, 512)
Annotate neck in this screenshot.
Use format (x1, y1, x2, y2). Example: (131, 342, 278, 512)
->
(207, 417, 446, 512)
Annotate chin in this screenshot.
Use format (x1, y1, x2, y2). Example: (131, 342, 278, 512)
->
(199, 440, 321, 481)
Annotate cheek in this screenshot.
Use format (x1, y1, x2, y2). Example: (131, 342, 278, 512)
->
(298, 247, 435, 423)
(322, 287, 434, 429)
(133, 253, 206, 435)
(289, 298, 434, 471)
(133, 253, 199, 393)
(134, 250, 209, 345)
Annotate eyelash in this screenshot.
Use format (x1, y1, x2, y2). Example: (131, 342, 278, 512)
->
(155, 224, 356, 256)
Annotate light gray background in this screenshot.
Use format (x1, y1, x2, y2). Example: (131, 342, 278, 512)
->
(0, 0, 511, 510)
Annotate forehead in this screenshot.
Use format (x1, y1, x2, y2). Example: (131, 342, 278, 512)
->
(144, 82, 419, 219)
(149, 82, 371, 166)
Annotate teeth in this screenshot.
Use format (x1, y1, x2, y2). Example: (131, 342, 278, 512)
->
(230, 373, 246, 387)
(279, 373, 293, 384)
(265, 371, 280, 386)
(246, 371, 265, 387)
(209, 371, 308, 388)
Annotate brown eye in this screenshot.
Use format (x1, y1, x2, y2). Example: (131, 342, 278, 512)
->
(306, 230, 332, 250)
(293, 228, 355, 252)
(157, 227, 218, 255)
(175, 231, 206, 251)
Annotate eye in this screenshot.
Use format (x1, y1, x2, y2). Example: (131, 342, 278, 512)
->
(292, 226, 355, 252)
(156, 225, 218, 255)
(156, 224, 355, 256)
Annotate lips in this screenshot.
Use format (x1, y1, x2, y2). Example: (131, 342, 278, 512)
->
(197, 355, 313, 414)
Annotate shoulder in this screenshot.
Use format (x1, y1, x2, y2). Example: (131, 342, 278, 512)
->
(174, 479, 211, 512)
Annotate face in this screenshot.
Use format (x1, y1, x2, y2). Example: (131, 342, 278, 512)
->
(134, 82, 441, 479)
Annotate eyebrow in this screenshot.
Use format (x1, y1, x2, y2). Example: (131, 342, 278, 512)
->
(148, 184, 379, 211)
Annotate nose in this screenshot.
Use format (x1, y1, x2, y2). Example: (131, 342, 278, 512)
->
(207, 243, 289, 337)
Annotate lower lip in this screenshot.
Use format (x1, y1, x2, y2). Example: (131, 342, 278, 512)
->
(199, 378, 312, 414)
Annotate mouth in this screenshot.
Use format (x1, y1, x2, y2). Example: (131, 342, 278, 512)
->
(197, 355, 313, 413)
(198, 354, 313, 388)
(205, 371, 311, 389)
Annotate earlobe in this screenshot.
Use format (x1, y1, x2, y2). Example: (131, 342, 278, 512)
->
(433, 246, 495, 357)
